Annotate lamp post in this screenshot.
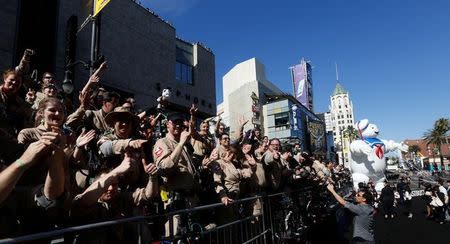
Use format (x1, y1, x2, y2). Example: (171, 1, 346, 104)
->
(62, 60, 92, 94)
(339, 127, 345, 164)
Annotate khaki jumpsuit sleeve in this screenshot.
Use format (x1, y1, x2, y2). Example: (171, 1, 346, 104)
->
(153, 139, 176, 173)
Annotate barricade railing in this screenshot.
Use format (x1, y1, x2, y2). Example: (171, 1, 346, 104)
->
(0, 186, 345, 244)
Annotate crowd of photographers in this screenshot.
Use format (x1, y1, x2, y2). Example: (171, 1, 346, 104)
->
(0, 49, 354, 242)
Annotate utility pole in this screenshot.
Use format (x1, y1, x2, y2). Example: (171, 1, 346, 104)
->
(90, 1, 101, 75)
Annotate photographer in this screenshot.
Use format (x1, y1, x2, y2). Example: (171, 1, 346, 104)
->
(327, 183, 375, 244)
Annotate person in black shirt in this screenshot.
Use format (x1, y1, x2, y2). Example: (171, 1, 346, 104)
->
(380, 181, 395, 219)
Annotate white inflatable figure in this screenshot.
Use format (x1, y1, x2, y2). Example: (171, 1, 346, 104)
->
(156, 88, 171, 110)
(349, 119, 408, 192)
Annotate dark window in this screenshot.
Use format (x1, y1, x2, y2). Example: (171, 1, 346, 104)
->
(185, 94, 190, 100)
(176, 61, 193, 85)
(274, 112, 290, 131)
(201, 99, 205, 106)
(176, 90, 181, 97)
(208, 103, 212, 109)
(193, 97, 199, 104)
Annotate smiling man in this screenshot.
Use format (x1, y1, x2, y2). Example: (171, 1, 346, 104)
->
(152, 112, 198, 236)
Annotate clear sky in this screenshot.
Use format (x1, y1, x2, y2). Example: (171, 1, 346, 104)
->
(142, 0, 450, 142)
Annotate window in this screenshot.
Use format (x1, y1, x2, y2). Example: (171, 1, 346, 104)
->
(176, 61, 193, 85)
(274, 112, 290, 130)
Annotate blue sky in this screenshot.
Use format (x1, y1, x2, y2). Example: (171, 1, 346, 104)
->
(142, 0, 450, 142)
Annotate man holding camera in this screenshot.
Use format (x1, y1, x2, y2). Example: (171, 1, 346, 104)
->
(327, 183, 375, 244)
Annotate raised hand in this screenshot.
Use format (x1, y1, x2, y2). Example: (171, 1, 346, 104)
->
(143, 160, 158, 175)
(23, 49, 35, 61)
(24, 49, 35, 57)
(202, 156, 212, 168)
(209, 148, 219, 161)
(238, 115, 249, 127)
(51, 126, 67, 147)
(19, 139, 54, 168)
(78, 90, 91, 108)
(245, 154, 257, 166)
(91, 61, 108, 78)
(26, 88, 36, 102)
(180, 126, 192, 145)
(113, 152, 133, 175)
(76, 129, 96, 148)
(189, 104, 198, 116)
(88, 74, 100, 84)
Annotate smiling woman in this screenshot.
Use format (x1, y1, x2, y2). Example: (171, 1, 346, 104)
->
(17, 97, 67, 145)
(35, 97, 66, 128)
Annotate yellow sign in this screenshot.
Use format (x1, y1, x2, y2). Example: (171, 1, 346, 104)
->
(94, 0, 111, 17)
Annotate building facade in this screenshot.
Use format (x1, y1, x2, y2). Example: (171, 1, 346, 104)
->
(328, 83, 355, 165)
(220, 58, 282, 134)
(263, 95, 327, 156)
(404, 137, 450, 170)
(317, 112, 336, 160)
(0, 0, 216, 117)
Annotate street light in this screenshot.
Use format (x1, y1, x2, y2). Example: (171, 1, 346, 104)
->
(62, 70, 74, 94)
(339, 127, 344, 162)
(62, 60, 92, 94)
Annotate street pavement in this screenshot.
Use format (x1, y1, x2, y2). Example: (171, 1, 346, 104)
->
(307, 197, 450, 244)
(374, 197, 450, 244)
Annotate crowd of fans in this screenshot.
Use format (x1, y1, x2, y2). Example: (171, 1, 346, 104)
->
(0, 49, 354, 242)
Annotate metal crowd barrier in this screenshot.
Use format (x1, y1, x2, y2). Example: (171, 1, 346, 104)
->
(0, 186, 333, 244)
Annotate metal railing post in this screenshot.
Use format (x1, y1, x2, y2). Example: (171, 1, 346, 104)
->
(267, 195, 275, 244)
(261, 197, 267, 244)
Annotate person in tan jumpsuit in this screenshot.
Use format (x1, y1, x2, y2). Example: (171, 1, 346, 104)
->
(152, 113, 198, 237)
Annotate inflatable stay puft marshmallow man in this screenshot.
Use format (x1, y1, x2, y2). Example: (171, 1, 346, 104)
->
(349, 119, 408, 192)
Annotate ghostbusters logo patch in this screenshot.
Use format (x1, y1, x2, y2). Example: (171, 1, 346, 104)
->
(154, 147, 164, 158)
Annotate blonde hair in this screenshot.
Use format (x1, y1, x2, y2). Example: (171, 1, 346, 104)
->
(35, 97, 66, 126)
